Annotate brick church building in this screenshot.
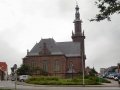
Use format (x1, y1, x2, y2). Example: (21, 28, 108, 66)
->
(23, 5, 86, 77)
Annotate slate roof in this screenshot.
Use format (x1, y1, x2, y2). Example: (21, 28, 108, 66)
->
(28, 38, 81, 57)
(56, 42, 80, 57)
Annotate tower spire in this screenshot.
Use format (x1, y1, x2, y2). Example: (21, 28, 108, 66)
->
(72, 4, 83, 42)
(75, 4, 80, 20)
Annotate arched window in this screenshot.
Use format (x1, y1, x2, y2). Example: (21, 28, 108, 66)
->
(69, 61, 73, 70)
(42, 60, 48, 72)
(54, 60, 60, 72)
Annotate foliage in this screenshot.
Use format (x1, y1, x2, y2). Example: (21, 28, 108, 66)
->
(99, 77, 111, 83)
(86, 76, 111, 83)
(26, 76, 62, 85)
(89, 67, 98, 76)
(17, 64, 30, 75)
(27, 76, 59, 81)
(26, 76, 110, 85)
(91, 0, 120, 21)
(11, 67, 14, 73)
(17, 64, 49, 76)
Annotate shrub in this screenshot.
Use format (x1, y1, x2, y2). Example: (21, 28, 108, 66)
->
(71, 78, 80, 82)
(26, 76, 109, 85)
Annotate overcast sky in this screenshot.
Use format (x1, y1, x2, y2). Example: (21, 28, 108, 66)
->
(0, 0, 120, 73)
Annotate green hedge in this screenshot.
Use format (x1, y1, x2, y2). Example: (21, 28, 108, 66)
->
(26, 76, 110, 85)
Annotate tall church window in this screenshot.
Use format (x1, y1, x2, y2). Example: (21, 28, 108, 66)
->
(68, 61, 74, 72)
(31, 60, 34, 68)
(54, 60, 60, 72)
(42, 60, 48, 72)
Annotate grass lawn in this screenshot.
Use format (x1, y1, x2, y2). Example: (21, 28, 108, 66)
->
(26, 76, 110, 85)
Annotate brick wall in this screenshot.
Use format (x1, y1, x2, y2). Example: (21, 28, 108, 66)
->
(23, 55, 66, 77)
(23, 55, 85, 77)
(66, 57, 85, 73)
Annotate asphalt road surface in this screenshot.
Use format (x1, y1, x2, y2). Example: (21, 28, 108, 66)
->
(0, 81, 120, 90)
(12, 86, 120, 90)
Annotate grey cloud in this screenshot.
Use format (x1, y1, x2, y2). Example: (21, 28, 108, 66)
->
(85, 14, 120, 71)
(58, 0, 74, 12)
(0, 22, 26, 43)
(0, 0, 120, 73)
(0, 39, 24, 74)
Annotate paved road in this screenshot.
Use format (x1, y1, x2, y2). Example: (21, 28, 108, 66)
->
(0, 81, 120, 90)
(0, 81, 15, 88)
(11, 86, 120, 90)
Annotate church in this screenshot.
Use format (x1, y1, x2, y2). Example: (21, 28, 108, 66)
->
(23, 5, 86, 77)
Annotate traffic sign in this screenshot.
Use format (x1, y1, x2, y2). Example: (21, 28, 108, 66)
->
(13, 64, 17, 69)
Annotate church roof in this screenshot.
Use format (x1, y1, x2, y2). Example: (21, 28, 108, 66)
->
(56, 42, 80, 57)
(28, 38, 81, 57)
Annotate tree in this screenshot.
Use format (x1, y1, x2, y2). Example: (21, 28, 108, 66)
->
(11, 67, 14, 73)
(17, 64, 48, 76)
(91, 0, 120, 21)
(17, 64, 30, 75)
(89, 67, 98, 76)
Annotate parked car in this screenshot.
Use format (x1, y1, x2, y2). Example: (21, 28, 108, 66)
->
(107, 74, 114, 79)
(11, 77, 15, 81)
(19, 75, 29, 82)
(107, 73, 119, 80)
(114, 76, 118, 81)
(113, 73, 120, 81)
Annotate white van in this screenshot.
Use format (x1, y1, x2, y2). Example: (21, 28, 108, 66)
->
(19, 75, 29, 82)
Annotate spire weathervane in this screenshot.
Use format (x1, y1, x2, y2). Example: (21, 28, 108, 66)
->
(75, 0, 78, 5)
(75, 1, 80, 20)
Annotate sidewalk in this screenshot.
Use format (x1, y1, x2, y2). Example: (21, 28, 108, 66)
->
(101, 79, 120, 87)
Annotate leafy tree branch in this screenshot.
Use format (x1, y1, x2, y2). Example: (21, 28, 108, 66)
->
(91, 0, 120, 21)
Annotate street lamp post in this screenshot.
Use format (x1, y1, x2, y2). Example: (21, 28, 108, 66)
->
(80, 34, 85, 86)
(15, 69, 17, 90)
(72, 63, 73, 79)
(81, 49, 85, 86)
(13, 64, 17, 90)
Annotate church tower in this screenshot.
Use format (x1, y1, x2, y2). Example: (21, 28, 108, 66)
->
(72, 5, 85, 42)
(72, 5, 86, 61)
